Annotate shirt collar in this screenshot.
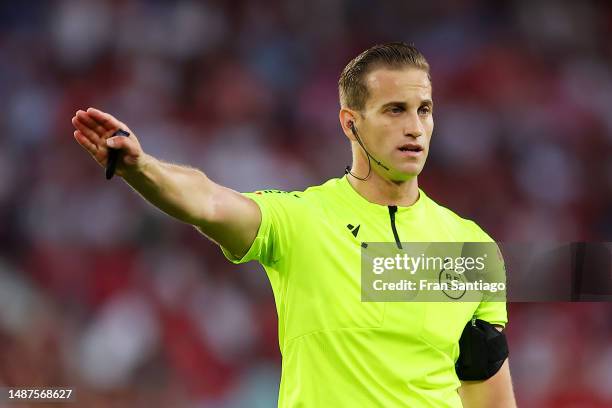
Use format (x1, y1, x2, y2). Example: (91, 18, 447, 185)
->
(338, 175, 427, 216)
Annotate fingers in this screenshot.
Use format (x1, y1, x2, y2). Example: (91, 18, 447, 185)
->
(72, 108, 136, 167)
(86, 107, 124, 131)
(74, 130, 98, 156)
(72, 115, 103, 144)
(76, 110, 106, 134)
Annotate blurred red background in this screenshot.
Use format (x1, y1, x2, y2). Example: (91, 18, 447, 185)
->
(0, 1, 610, 407)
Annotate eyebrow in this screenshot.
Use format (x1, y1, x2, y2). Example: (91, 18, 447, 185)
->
(380, 99, 434, 109)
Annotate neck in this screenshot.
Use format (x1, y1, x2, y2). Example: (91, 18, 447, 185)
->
(347, 165, 420, 207)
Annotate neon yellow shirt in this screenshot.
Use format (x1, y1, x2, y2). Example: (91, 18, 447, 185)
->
(222, 176, 507, 407)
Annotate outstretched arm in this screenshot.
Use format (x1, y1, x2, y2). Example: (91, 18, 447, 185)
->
(71, 107, 260, 258)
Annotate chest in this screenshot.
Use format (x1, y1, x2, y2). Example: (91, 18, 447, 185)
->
(282, 209, 476, 347)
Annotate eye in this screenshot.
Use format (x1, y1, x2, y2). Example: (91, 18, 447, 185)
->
(418, 106, 431, 115)
(387, 106, 404, 115)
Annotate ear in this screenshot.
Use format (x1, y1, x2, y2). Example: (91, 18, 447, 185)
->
(339, 108, 357, 141)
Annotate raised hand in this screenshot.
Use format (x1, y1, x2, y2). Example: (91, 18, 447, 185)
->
(70, 108, 262, 260)
(71, 108, 144, 177)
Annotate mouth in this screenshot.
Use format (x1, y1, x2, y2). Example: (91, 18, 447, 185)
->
(397, 144, 424, 154)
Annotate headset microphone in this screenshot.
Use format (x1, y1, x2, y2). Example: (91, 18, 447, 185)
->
(345, 121, 389, 180)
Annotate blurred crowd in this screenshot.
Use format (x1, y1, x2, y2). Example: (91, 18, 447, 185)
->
(0, 0, 611, 407)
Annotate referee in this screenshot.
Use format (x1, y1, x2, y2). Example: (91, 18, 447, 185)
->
(72, 42, 516, 407)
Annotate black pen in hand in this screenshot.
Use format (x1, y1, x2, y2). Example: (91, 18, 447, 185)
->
(105, 129, 130, 180)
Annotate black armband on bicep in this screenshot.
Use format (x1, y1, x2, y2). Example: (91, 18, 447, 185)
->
(455, 319, 509, 381)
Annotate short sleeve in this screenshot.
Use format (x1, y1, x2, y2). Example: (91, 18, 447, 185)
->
(466, 220, 509, 328)
(220, 191, 301, 267)
(474, 299, 508, 327)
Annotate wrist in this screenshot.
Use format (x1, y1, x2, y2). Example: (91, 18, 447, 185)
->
(122, 153, 154, 180)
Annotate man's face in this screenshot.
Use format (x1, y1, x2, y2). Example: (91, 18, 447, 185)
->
(356, 67, 433, 181)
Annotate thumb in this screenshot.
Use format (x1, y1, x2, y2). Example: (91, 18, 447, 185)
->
(106, 136, 129, 149)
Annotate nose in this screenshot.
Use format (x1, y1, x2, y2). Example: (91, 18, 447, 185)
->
(403, 112, 424, 138)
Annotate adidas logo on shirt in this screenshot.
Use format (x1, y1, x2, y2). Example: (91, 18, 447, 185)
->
(346, 224, 360, 238)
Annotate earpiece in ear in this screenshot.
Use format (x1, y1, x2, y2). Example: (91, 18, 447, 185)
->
(344, 117, 390, 177)
(348, 121, 357, 135)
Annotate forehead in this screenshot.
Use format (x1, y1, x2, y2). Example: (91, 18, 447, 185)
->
(364, 67, 432, 108)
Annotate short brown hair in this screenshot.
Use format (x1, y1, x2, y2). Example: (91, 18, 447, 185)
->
(338, 42, 430, 111)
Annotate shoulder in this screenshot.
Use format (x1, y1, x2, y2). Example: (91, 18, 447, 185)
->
(275, 177, 344, 205)
(422, 191, 494, 242)
(249, 177, 340, 199)
(246, 178, 341, 210)
(300, 177, 343, 195)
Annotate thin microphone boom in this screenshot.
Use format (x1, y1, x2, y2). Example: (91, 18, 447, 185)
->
(345, 122, 389, 180)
